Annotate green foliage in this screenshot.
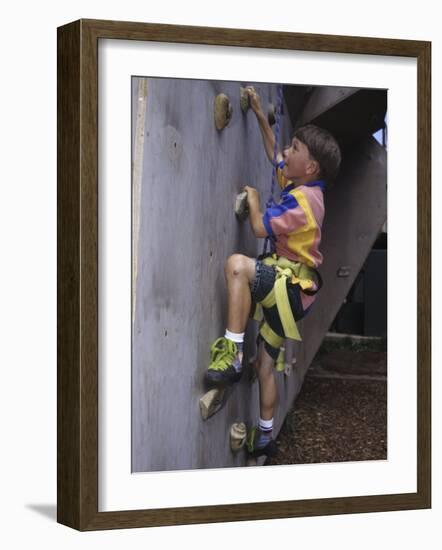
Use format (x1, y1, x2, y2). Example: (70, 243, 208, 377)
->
(316, 335, 387, 359)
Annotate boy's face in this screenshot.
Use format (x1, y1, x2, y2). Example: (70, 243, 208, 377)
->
(282, 138, 318, 181)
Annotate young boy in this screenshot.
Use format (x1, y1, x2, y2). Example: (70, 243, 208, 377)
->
(205, 86, 341, 458)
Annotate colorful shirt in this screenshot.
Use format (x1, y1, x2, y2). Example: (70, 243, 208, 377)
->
(262, 164, 326, 310)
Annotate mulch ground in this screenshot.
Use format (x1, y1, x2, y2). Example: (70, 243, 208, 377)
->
(266, 349, 387, 465)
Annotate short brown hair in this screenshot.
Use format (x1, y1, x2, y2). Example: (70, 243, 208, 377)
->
(294, 124, 341, 184)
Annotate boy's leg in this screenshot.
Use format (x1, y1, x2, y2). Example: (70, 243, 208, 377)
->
(224, 254, 256, 332)
(246, 341, 279, 458)
(205, 254, 256, 387)
(255, 341, 277, 421)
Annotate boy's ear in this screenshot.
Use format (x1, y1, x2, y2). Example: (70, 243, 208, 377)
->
(307, 159, 320, 176)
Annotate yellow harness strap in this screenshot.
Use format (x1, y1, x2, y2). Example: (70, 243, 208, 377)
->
(255, 255, 318, 347)
(260, 322, 284, 349)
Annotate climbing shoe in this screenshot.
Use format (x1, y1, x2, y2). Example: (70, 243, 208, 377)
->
(205, 337, 243, 388)
(246, 426, 278, 458)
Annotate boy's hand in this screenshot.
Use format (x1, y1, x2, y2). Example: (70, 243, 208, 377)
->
(243, 186, 267, 238)
(246, 86, 279, 164)
(246, 87, 264, 117)
(243, 186, 260, 210)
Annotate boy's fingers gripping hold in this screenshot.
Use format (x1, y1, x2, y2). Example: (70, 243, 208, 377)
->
(246, 86, 262, 115)
(243, 185, 259, 208)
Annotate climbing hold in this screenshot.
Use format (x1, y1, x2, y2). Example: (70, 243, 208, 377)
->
(284, 358, 293, 376)
(235, 191, 249, 221)
(230, 422, 247, 452)
(214, 93, 232, 130)
(239, 87, 250, 113)
(337, 266, 351, 278)
(284, 355, 297, 377)
(199, 388, 226, 420)
(268, 103, 276, 126)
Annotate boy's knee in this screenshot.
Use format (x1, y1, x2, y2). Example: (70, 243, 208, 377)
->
(225, 254, 249, 278)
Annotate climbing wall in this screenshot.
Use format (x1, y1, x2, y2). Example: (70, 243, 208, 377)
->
(131, 77, 387, 472)
(131, 77, 291, 472)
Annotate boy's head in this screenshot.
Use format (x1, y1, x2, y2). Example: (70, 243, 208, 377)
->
(283, 124, 341, 185)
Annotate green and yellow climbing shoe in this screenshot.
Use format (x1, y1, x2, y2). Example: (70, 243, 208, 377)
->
(205, 337, 242, 388)
(246, 426, 278, 458)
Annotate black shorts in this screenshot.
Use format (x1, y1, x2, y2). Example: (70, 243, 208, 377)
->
(250, 260, 306, 360)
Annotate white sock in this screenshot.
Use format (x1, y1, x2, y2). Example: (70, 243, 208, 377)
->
(258, 417, 273, 433)
(224, 329, 244, 348)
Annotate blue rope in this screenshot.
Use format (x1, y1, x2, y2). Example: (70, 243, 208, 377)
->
(263, 84, 284, 256)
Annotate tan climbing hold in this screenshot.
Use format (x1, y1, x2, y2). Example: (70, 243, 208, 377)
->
(285, 355, 297, 376)
(235, 191, 249, 221)
(230, 422, 247, 451)
(199, 388, 225, 420)
(214, 93, 232, 130)
(239, 87, 250, 112)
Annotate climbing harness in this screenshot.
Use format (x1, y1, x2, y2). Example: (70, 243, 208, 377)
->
(253, 254, 323, 353)
(262, 84, 284, 256)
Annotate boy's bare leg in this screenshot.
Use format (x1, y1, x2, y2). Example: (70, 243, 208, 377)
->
(255, 342, 277, 420)
(248, 342, 278, 457)
(205, 254, 256, 386)
(224, 254, 256, 333)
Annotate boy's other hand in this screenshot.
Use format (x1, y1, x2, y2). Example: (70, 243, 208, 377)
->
(243, 186, 267, 237)
(246, 87, 264, 117)
(243, 186, 260, 209)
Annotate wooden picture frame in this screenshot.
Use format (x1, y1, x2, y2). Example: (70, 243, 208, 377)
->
(57, 18, 431, 531)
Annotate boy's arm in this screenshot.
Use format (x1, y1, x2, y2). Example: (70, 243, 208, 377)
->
(247, 87, 283, 165)
(244, 186, 268, 238)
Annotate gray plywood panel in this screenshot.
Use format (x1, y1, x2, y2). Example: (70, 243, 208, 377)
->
(132, 77, 292, 472)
